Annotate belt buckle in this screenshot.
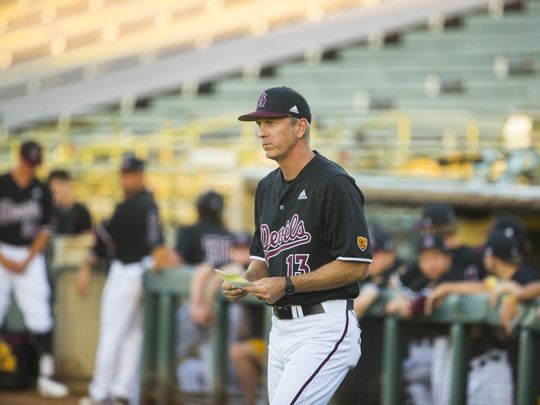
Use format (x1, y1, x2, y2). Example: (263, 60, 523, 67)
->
(274, 306, 292, 319)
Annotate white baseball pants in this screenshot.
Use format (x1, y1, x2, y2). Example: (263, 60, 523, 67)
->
(0, 243, 53, 333)
(267, 299, 361, 405)
(89, 260, 145, 402)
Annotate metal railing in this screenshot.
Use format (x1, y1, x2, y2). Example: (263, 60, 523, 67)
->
(142, 268, 540, 405)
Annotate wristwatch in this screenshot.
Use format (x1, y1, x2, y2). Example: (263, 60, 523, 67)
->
(285, 276, 295, 295)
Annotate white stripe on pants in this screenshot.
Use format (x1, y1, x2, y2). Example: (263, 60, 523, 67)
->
(267, 300, 361, 405)
(89, 260, 145, 402)
(0, 243, 52, 333)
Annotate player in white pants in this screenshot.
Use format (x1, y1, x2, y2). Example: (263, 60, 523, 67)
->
(224, 87, 371, 404)
(0, 140, 68, 398)
(77, 155, 169, 405)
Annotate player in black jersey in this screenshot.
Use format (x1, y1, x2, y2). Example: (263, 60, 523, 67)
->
(417, 203, 484, 280)
(175, 190, 232, 268)
(47, 169, 92, 235)
(77, 155, 169, 405)
(223, 86, 372, 404)
(0, 140, 68, 398)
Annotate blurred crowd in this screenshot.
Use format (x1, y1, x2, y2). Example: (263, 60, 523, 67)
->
(337, 203, 540, 405)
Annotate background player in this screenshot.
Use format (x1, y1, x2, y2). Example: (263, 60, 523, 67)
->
(0, 141, 68, 398)
(76, 155, 169, 405)
(223, 86, 371, 404)
(47, 169, 92, 236)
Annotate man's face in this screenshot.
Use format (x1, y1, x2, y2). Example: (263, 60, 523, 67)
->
(120, 171, 143, 194)
(256, 117, 302, 161)
(483, 254, 497, 275)
(418, 249, 451, 281)
(19, 155, 40, 175)
(49, 178, 71, 205)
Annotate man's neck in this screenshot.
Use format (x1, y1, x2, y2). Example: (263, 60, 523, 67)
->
(125, 185, 144, 198)
(278, 145, 315, 181)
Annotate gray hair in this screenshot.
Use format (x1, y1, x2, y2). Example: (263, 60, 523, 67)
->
(290, 117, 311, 142)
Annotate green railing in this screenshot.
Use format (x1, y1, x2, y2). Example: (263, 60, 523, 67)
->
(141, 267, 272, 405)
(142, 268, 540, 405)
(372, 291, 540, 405)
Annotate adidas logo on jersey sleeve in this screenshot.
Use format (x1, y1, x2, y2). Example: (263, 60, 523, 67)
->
(298, 189, 308, 200)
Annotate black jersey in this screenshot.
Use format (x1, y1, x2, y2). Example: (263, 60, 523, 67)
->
(0, 172, 52, 246)
(450, 245, 485, 280)
(175, 220, 232, 268)
(511, 264, 539, 285)
(52, 202, 92, 235)
(250, 152, 372, 306)
(94, 189, 163, 264)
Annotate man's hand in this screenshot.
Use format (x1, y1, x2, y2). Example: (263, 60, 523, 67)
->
(499, 295, 519, 336)
(222, 282, 248, 302)
(424, 284, 449, 315)
(189, 302, 215, 326)
(490, 281, 522, 307)
(0, 255, 29, 274)
(244, 277, 286, 305)
(384, 294, 412, 318)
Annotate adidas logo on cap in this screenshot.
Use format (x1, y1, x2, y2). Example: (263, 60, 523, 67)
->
(289, 105, 299, 114)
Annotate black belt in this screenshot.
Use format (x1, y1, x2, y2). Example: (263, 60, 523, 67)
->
(272, 299, 353, 320)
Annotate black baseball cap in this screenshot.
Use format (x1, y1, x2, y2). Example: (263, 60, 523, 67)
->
(490, 214, 528, 252)
(484, 232, 521, 263)
(197, 191, 224, 213)
(20, 140, 42, 167)
(417, 203, 457, 231)
(417, 233, 450, 254)
(120, 155, 145, 172)
(368, 226, 395, 252)
(238, 86, 312, 123)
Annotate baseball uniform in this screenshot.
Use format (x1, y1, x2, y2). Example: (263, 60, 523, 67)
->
(0, 172, 53, 333)
(250, 152, 372, 404)
(87, 157, 164, 403)
(0, 141, 69, 398)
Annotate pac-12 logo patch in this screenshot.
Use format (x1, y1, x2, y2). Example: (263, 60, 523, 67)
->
(357, 236, 368, 252)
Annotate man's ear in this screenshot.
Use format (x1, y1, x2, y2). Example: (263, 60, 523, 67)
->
(296, 118, 308, 138)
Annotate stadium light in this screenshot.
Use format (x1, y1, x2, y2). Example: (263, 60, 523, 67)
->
(502, 115, 533, 150)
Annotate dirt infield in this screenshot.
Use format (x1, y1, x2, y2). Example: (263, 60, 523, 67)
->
(0, 390, 80, 404)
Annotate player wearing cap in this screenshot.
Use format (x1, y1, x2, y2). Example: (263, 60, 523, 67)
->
(0, 141, 69, 398)
(48, 169, 92, 235)
(174, 190, 232, 269)
(425, 231, 538, 315)
(417, 203, 485, 281)
(423, 232, 538, 404)
(77, 155, 169, 405)
(222, 86, 371, 404)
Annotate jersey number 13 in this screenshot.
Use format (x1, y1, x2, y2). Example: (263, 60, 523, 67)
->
(286, 254, 311, 276)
